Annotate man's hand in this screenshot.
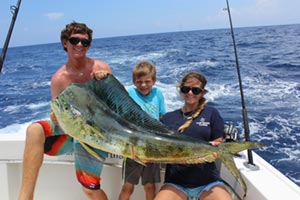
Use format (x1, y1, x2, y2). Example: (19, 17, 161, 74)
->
(50, 110, 59, 126)
(91, 70, 110, 80)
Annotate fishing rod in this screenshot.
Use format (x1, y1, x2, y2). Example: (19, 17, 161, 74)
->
(0, 0, 22, 73)
(225, 0, 254, 165)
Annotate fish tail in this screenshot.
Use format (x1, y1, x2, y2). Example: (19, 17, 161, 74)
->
(220, 141, 264, 155)
(218, 150, 247, 196)
(217, 141, 264, 196)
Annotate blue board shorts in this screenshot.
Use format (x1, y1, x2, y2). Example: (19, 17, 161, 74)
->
(38, 120, 108, 190)
(163, 181, 226, 200)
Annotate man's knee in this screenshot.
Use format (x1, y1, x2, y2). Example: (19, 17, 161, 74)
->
(82, 187, 94, 196)
(26, 123, 45, 144)
(82, 187, 107, 200)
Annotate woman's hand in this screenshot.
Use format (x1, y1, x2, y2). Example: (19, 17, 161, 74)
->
(209, 137, 224, 146)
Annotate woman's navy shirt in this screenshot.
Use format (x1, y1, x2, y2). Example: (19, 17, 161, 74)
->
(161, 106, 225, 188)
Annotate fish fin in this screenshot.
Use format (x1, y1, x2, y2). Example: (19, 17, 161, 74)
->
(84, 122, 107, 140)
(134, 157, 147, 166)
(129, 144, 146, 166)
(86, 74, 176, 135)
(80, 142, 105, 161)
(218, 150, 247, 196)
(130, 145, 135, 159)
(217, 141, 264, 196)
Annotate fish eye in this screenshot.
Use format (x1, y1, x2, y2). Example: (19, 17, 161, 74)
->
(86, 120, 94, 126)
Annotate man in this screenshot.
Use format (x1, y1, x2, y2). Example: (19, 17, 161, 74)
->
(18, 21, 111, 200)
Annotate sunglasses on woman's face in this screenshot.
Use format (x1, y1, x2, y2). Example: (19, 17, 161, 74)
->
(180, 86, 203, 95)
(68, 37, 91, 47)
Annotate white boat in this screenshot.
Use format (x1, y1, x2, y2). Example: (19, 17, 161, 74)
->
(1, 133, 300, 200)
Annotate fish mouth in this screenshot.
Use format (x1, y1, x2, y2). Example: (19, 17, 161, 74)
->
(52, 97, 64, 112)
(53, 98, 60, 107)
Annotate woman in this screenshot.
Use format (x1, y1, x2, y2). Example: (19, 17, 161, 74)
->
(155, 72, 232, 200)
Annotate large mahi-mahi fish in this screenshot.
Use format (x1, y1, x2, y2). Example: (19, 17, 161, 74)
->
(51, 74, 264, 195)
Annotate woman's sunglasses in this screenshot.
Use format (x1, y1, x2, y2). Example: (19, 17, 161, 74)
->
(68, 37, 91, 47)
(180, 86, 203, 95)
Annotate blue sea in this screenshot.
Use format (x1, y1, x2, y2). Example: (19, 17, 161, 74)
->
(1, 24, 299, 186)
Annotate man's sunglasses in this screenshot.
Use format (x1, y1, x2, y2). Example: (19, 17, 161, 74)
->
(180, 86, 203, 95)
(68, 37, 91, 47)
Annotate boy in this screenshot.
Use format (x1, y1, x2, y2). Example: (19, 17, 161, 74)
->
(118, 61, 166, 200)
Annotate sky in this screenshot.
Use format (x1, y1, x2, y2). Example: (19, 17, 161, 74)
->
(1, 0, 300, 47)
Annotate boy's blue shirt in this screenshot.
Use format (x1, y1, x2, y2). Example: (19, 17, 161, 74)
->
(127, 87, 166, 120)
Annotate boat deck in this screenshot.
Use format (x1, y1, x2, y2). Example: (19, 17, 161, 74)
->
(1, 134, 300, 200)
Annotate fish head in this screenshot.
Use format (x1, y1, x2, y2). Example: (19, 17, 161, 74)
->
(51, 85, 89, 133)
(52, 95, 81, 119)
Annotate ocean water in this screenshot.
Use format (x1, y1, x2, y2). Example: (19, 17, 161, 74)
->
(1, 24, 299, 186)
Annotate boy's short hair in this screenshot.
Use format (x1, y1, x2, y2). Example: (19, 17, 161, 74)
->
(60, 21, 93, 51)
(132, 61, 156, 82)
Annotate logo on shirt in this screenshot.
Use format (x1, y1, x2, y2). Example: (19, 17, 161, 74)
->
(196, 117, 210, 127)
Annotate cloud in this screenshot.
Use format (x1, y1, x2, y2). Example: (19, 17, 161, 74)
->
(223, 0, 282, 27)
(253, 0, 280, 16)
(44, 12, 64, 20)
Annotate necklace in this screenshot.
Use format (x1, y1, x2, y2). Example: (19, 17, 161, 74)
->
(182, 110, 195, 120)
(71, 59, 90, 77)
(77, 67, 86, 77)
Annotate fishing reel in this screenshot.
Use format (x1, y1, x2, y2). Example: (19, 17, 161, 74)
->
(224, 124, 239, 142)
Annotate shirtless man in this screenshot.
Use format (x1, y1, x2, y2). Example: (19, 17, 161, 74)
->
(18, 21, 111, 200)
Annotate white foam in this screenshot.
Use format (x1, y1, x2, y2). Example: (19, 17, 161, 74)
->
(0, 122, 31, 136)
(3, 101, 50, 113)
